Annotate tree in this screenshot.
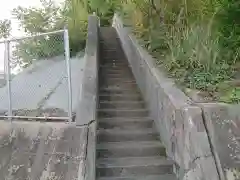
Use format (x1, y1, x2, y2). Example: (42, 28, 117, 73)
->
(12, 0, 62, 35)
(0, 19, 11, 39)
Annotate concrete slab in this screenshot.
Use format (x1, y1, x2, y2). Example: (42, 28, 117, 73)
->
(0, 121, 88, 179)
(0, 55, 85, 117)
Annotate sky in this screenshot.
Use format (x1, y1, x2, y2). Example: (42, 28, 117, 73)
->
(0, 0, 62, 73)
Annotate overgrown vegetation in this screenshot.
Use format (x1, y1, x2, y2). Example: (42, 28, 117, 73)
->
(117, 0, 240, 103)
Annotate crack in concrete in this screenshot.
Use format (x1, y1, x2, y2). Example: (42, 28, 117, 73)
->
(78, 119, 96, 180)
(191, 154, 213, 164)
(76, 119, 96, 127)
(37, 76, 65, 111)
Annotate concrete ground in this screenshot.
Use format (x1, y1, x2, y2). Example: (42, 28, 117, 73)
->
(0, 55, 86, 118)
(0, 121, 88, 179)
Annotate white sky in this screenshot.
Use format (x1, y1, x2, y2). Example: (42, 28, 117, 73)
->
(0, 0, 62, 72)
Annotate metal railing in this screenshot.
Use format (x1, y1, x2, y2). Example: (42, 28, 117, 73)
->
(0, 28, 73, 122)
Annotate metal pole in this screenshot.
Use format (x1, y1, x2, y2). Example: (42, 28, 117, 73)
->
(64, 27, 72, 122)
(4, 40, 12, 121)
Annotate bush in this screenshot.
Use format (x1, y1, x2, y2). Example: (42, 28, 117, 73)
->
(119, 0, 239, 103)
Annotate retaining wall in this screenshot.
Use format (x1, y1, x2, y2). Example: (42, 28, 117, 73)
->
(112, 13, 220, 180)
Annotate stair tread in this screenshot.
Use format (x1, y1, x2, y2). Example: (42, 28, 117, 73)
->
(99, 117, 151, 120)
(98, 128, 157, 135)
(98, 109, 148, 112)
(99, 88, 139, 92)
(98, 117, 152, 122)
(99, 93, 141, 97)
(97, 156, 174, 168)
(98, 174, 177, 180)
(97, 141, 163, 149)
(99, 101, 144, 105)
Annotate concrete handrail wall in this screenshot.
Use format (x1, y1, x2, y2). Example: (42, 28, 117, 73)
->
(112, 13, 220, 180)
(76, 15, 99, 126)
(76, 15, 99, 180)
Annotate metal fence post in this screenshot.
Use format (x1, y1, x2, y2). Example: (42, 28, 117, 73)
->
(4, 40, 12, 120)
(64, 27, 73, 122)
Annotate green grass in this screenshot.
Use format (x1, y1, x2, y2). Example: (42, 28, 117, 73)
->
(119, 0, 240, 104)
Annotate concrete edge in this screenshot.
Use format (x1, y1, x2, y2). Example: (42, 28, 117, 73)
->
(112, 13, 220, 180)
(75, 15, 99, 180)
(76, 15, 100, 126)
(83, 121, 97, 180)
(197, 103, 240, 180)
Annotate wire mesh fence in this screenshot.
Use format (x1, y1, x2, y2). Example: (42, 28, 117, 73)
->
(0, 29, 72, 121)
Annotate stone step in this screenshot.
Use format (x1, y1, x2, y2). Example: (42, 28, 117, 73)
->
(101, 50, 125, 54)
(99, 87, 140, 93)
(99, 83, 138, 90)
(101, 79, 136, 84)
(101, 55, 126, 60)
(99, 85, 139, 91)
(101, 59, 128, 63)
(98, 117, 153, 129)
(100, 68, 132, 74)
(100, 63, 129, 67)
(99, 94, 142, 101)
(97, 128, 159, 142)
(100, 65, 130, 69)
(99, 101, 145, 109)
(98, 174, 177, 180)
(97, 141, 165, 158)
(100, 73, 133, 79)
(100, 66, 131, 72)
(98, 109, 148, 118)
(96, 157, 174, 177)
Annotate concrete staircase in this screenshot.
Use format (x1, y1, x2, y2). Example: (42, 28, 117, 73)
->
(96, 27, 177, 180)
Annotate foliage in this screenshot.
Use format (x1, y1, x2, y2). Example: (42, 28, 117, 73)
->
(12, 35, 64, 68)
(11, 0, 121, 67)
(11, 0, 89, 67)
(0, 19, 11, 38)
(117, 0, 240, 103)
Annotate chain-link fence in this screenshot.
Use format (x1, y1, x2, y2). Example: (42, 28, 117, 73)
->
(0, 28, 73, 121)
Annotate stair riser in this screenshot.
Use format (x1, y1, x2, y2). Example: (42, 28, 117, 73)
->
(101, 55, 126, 60)
(100, 65, 130, 69)
(99, 102, 145, 109)
(98, 175, 177, 180)
(100, 67, 132, 73)
(100, 73, 133, 79)
(96, 165, 173, 177)
(100, 74, 133, 79)
(101, 51, 125, 56)
(100, 75, 134, 81)
(97, 147, 166, 158)
(100, 69, 132, 74)
(101, 79, 136, 84)
(99, 95, 142, 101)
(100, 84, 139, 91)
(101, 61, 128, 65)
(97, 133, 158, 142)
(98, 120, 153, 129)
(99, 88, 139, 94)
(100, 62, 128, 65)
(98, 110, 148, 118)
